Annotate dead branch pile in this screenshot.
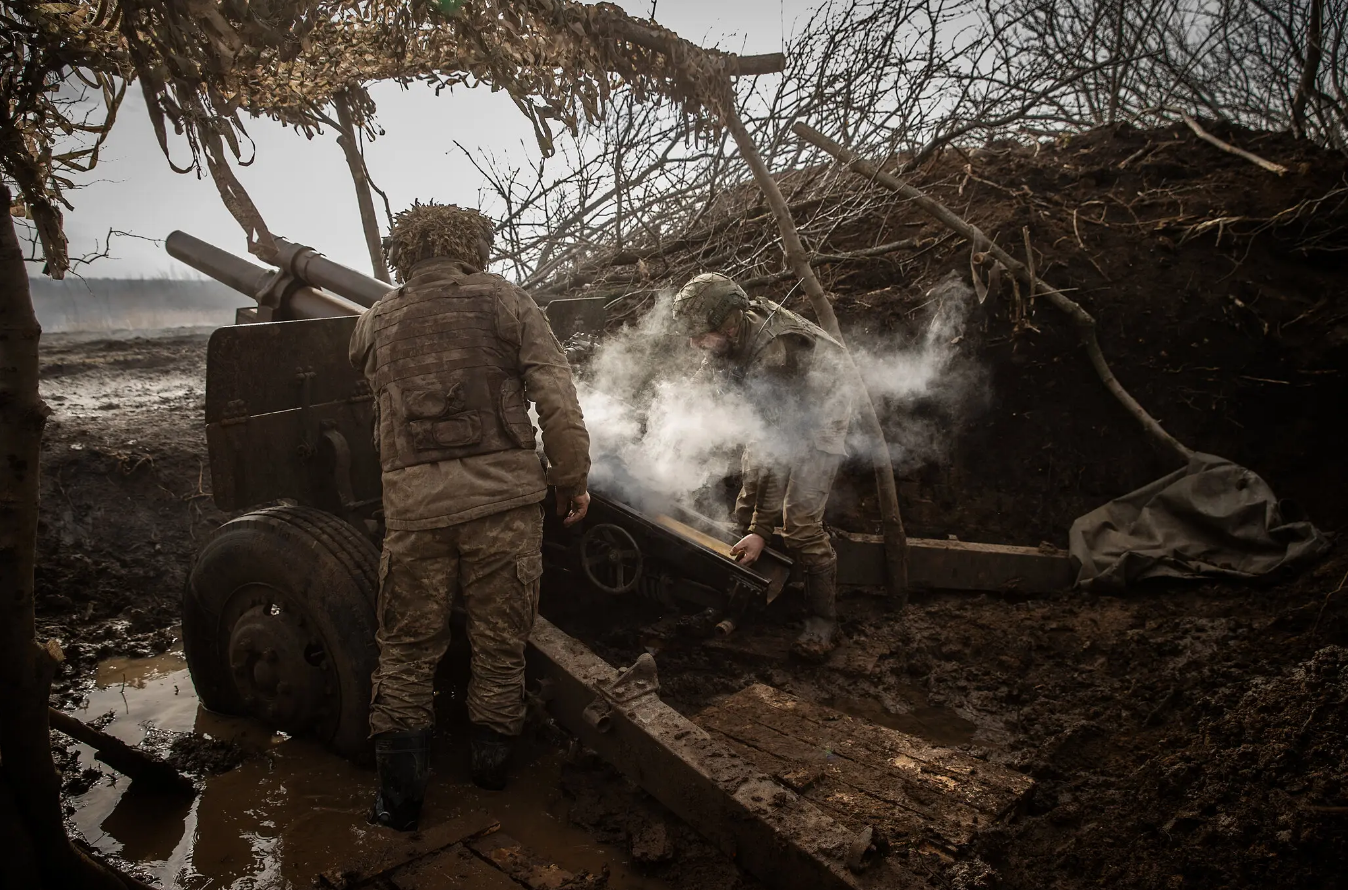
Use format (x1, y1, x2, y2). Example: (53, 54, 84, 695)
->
(527, 122, 1348, 310)
(479, 0, 1347, 294)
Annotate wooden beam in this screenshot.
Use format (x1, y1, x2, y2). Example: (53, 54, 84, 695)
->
(833, 532, 1075, 593)
(526, 617, 906, 889)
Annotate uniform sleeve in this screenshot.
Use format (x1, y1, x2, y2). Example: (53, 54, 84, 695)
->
(508, 287, 591, 498)
(348, 303, 378, 373)
(747, 465, 784, 539)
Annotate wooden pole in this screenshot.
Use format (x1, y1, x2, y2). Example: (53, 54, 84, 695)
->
(719, 102, 909, 599)
(793, 122, 1193, 464)
(334, 90, 392, 283)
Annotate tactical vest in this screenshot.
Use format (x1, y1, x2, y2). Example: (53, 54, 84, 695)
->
(370, 263, 535, 472)
(739, 299, 844, 370)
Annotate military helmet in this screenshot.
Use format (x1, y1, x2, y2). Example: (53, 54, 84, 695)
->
(671, 273, 749, 333)
(384, 201, 494, 281)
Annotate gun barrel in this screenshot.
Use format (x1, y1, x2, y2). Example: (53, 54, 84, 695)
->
(272, 237, 392, 309)
(166, 230, 270, 297)
(166, 231, 363, 319)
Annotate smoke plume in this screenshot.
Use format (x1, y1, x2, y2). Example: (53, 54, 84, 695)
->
(573, 273, 981, 520)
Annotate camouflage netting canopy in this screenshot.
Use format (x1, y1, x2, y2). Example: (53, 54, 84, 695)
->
(3, 0, 758, 275)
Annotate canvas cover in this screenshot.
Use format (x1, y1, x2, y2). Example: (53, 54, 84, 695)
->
(1069, 452, 1330, 590)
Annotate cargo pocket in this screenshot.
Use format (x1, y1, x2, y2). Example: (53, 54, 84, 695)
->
(411, 413, 482, 450)
(500, 378, 536, 449)
(398, 381, 483, 451)
(515, 552, 544, 585)
(516, 552, 544, 620)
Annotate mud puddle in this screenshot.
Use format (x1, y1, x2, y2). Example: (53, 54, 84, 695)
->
(66, 647, 668, 889)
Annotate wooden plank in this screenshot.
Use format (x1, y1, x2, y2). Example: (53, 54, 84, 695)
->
(390, 844, 520, 890)
(833, 531, 1075, 593)
(466, 832, 603, 890)
(696, 685, 1033, 853)
(527, 616, 916, 889)
(741, 685, 1033, 815)
(713, 733, 937, 844)
(700, 698, 983, 849)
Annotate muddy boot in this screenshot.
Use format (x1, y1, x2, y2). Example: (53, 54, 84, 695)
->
(370, 728, 431, 831)
(470, 725, 514, 791)
(792, 561, 839, 662)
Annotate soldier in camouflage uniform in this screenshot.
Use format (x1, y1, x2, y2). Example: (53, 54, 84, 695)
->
(672, 273, 854, 661)
(350, 202, 591, 830)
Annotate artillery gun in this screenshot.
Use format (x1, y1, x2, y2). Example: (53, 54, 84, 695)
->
(168, 232, 793, 757)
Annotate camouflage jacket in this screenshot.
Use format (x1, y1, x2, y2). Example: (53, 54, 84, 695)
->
(351, 258, 590, 529)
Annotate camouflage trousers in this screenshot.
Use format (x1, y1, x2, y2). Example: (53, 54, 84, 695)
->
(368, 504, 544, 737)
(734, 446, 842, 568)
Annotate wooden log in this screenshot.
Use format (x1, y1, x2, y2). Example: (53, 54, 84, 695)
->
(721, 101, 911, 601)
(48, 708, 195, 796)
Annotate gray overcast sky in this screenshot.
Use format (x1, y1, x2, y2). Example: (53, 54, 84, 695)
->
(34, 0, 818, 280)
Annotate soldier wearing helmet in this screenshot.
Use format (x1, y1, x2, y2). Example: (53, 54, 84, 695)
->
(672, 272, 855, 661)
(350, 202, 591, 829)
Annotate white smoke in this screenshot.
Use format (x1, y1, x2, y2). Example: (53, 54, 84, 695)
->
(844, 272, 984, 471)
(574, 273, 981, 517)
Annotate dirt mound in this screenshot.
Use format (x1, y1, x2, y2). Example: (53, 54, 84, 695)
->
(36, 333, 225, 697)
(557, 123, 1348, 544)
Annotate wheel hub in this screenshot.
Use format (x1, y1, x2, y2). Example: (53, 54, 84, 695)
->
(580, 523, 644, 594)
(228, 601, 337, 736)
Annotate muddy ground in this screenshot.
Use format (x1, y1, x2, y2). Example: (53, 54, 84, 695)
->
(36, 125, 1348, 889)
(37, 330, 1348, 890)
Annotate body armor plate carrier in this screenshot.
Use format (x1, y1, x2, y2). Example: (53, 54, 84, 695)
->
(741, 298, 843, 368)
(371, 267, 535, 472)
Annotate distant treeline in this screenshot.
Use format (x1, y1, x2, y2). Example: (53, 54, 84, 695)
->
(29, 277, 246, 333)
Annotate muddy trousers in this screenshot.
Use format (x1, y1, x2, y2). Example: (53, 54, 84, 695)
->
(734, 446, 843, 569)
(368, 504, 544, 738)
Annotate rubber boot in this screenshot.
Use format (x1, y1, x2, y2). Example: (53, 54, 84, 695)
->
(470, 725, 515, 791)
(791, 560, 839, 662)
(369, 727, 431, 831)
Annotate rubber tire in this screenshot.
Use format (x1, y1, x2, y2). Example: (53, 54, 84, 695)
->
(184, 506, 380, 760)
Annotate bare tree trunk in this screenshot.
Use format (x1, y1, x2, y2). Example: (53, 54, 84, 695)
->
(718, 103, 910, 599)
(0, 183, 155, 890)
(334, 91, 391, 284)
(1292, 0, 1325, 138)
(794, 123, 1194, 465)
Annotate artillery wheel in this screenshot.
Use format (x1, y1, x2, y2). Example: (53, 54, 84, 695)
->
(184, 506, 379, 759)
(580, 523, 644, 595)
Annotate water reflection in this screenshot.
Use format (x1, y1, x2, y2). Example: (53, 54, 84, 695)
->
(67, 649, 666, 889)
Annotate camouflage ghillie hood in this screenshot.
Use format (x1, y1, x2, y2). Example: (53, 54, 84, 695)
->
(386, 202, 495, 281)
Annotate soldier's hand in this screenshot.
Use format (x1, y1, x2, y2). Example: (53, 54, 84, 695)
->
(731, 533, 766, 567)
(562, 491, 591, 527)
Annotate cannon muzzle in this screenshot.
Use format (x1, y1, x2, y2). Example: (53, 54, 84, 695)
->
(166, 231, 365, 320)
